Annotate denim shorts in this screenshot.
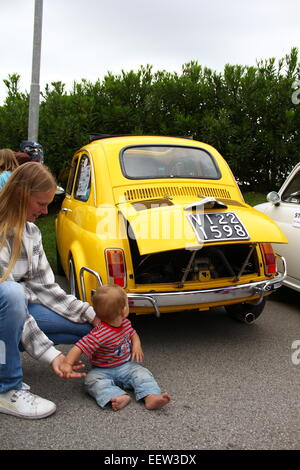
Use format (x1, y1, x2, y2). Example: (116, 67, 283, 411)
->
(0, 281, 92, 392)
(28, 302, 92, 344)
(84, 361, 161, 408)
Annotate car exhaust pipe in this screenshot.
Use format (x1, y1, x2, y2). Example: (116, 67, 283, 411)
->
(226, 296, 266, 325)
(242, 312, 256, 324)
(231, 310, 256, 324)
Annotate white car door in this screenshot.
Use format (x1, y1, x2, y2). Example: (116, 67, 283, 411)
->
(263, 165, 300, 289)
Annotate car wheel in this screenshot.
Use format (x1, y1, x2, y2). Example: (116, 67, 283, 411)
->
(225, 298, 266, 324)
(69, 256, 80, 298)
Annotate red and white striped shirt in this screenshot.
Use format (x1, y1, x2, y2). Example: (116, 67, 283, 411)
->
(76, 318, 136, 368)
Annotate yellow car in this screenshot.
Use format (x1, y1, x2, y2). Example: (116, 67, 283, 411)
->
(56, 135, 287, 323)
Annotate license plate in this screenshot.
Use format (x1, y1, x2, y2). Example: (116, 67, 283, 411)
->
(187, 212, 249, 243)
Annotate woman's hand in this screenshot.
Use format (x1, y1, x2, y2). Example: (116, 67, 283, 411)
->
(51, 354, 86, 379)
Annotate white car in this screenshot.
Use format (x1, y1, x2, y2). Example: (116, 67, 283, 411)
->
(255, 162, 300, 292)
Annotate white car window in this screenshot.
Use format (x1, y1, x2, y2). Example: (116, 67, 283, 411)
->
(281, 170, 300, 204)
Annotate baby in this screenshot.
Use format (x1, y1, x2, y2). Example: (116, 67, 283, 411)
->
(61, 284, 171, 411)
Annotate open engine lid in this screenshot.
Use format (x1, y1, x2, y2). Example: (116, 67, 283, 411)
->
(118, 200, 287, 255)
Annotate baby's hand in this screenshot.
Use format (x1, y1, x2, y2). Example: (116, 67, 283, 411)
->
(52, 355, 86, 379)
(60, 361, 74, 379)
(131, 345, 144, 363)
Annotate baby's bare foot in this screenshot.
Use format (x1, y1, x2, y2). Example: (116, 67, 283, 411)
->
(111, 394, 131, 411)
(144, 392, 171, 410)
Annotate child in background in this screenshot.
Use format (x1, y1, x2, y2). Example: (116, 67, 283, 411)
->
(0, 149, 19, 189)
(61, 285, 171, 411)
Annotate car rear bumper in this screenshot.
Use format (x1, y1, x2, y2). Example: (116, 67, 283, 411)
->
(127, 256, 287, 317)
(80, 256, 286, 317)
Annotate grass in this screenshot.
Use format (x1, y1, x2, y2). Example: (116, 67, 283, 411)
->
(36, 214, 57, 273)
(37, 191, 267, 274)
(242, 191, 266, 206)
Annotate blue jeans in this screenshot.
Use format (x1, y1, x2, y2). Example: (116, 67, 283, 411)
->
(0, 281, 92, 393)
(84, 361, 161, 408)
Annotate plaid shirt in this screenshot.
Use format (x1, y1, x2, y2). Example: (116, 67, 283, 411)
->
(0, 222, 95, 363)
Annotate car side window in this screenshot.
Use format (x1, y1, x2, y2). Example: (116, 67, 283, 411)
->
(74, 154, 91, 202)
(66, 158, 78, 196)
(281, 170, 300, 204)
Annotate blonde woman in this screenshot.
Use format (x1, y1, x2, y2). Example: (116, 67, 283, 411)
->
(0, 148, 19, 189)
(0, 162, 99, 419)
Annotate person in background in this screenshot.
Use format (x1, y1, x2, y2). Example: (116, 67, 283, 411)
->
(0, 148, 19, 189)
(14, 141, 44, 166)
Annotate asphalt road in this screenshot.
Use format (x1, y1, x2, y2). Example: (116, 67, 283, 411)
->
(1, 281, 300, 451)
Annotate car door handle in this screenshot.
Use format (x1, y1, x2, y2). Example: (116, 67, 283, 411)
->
(61, 208, 72, 213)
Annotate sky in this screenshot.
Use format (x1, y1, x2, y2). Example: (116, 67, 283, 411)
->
(1, 0, 300, 102)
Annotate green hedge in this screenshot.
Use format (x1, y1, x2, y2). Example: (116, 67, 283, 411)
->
(1, 48, 300, 191)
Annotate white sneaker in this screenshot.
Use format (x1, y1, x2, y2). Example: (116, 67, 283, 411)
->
(0, 388, 56, 419)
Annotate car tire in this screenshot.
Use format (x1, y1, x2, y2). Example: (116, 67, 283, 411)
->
(225, 297, 266, 324)
(69, 256, 80, 298)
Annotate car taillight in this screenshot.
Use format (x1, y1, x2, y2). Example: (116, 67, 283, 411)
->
(260, 243, 277, 275)
(105, 249, 126, 287)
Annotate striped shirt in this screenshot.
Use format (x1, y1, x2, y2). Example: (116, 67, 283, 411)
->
(76, 319, 136, 368)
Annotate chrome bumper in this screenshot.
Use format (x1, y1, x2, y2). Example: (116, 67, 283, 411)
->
(80, 256, 286, 318)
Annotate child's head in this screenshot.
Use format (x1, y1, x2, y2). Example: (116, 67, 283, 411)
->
(92, 284, 129, 322)
(0, 148, 19, 172)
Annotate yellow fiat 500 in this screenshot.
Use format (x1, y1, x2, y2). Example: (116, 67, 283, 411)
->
(56, 135, 287, 323)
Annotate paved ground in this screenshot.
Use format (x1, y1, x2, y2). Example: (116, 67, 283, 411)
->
(1, 281, 300, 451)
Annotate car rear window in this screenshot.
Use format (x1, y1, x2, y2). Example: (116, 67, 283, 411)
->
(121, 146, 220, 179)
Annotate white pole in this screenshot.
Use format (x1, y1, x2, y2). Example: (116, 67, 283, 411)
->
(28, 0, 43, 142)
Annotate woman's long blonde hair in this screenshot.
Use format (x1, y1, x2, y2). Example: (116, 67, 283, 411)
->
(0, 162, 57, 282)
(0, 148, 19, 172)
